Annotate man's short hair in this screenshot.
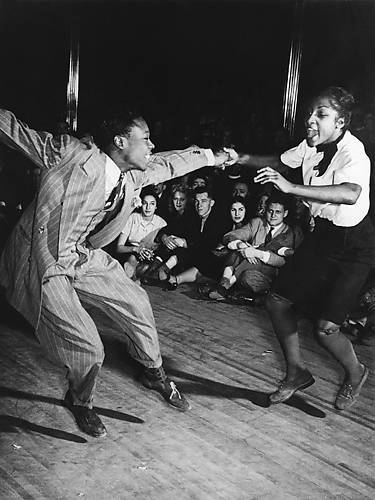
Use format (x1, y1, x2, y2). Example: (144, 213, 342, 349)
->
(94, 109, 144, 149)
(266, 192, 290, 211)
(194, 185, 214, 200)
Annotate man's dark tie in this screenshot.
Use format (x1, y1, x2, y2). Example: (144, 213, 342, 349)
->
(264, 227, 274, 245)
(105, 172, 125, 209)
(314, 132, 345, 177)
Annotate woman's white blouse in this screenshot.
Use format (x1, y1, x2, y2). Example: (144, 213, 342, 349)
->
(280, 131, 370, 227)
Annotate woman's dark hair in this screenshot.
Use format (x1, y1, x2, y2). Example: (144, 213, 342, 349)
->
(229, 195, 250, 224)
(316, 86, 355, 130)
(140, 186, 158, 202)
(230, 195, 248, 210)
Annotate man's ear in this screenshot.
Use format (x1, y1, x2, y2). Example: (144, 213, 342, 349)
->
(114, 135, 128, 149)
(211, 199, 215, 207)
(284, 209, 289, 219)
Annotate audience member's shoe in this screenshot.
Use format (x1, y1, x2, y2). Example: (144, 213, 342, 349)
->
(142, 259, 163, 283)
(164, 276, 178, 291)
(208, 285, 227, 301)
(219, 277, 232, 289)
(269, 370, 315, 404)
(140, 366, 190, 411)
(158, 264, 171, 282)
(197, 283, 213, 298)
(64, 390, 107, 437)
(334, 364, 369, 410)
(135, 261, 151, 280)
(227, 290, 254, 305)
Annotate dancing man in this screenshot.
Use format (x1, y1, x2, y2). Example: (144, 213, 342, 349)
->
(0, 108, 236, 436)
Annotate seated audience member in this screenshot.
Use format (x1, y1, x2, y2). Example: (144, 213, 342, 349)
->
(232, 179, 250, 199)
(206, 193, 303, 301)
(188, 171, 211, 193)
(165, 186, 231, 289)
(213, 196, 250, 255)
(254, 189, 271, 217)
(341, 269, 375, 346)
(153, 181, 170, 220)
(227, 196, 250, 230)
(115, 187, 166, 281)
(142, 184, 195, 281)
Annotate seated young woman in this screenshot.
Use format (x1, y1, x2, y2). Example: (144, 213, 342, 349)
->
(115, 186, 166, 281)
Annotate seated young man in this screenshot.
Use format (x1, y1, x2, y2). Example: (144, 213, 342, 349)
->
(207, 193, 304, 301)
(164, 186, 232, 289)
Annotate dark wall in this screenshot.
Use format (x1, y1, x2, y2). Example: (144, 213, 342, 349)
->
(1, 0, 374, 138)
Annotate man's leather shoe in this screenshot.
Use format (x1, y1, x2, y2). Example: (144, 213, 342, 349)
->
(64, 390, 107, 438)
(335, 364, 369, 410)
(163, 276, 178, 291)
(269, 370, 315, 404)
(140, 366, 190, 411)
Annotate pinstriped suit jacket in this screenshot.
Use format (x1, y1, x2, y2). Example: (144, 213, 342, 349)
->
(223, 217, 304, 267)
(0, 109, 210, 327)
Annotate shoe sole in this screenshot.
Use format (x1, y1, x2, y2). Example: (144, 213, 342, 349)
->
(269, 376, 316, 405)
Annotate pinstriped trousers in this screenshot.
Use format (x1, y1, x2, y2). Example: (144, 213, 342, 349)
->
(37, 248, 162, 407)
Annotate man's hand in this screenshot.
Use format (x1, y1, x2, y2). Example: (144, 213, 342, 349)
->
(238, 245, 259, 264)
(254, 167, 292, 193)
(172, 236, 187, 248)
(236, 153, 251, 165)
(213, 147, 239, 168)
(162, 234, 179, 250)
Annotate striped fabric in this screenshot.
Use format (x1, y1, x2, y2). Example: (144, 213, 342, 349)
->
(0, 109, 210, 405)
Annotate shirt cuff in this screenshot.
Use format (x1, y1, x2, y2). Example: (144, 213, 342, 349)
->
(261, 251, 271, 263)
(227, 239, 242, 250)
(277, 247, 294, 257)
(204, 149, 215, 166)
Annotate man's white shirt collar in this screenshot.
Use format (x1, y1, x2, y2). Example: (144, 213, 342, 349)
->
(105, 154, 124, 199)
(266, 221, 283, 234)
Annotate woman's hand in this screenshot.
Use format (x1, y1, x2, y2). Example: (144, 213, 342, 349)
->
(254, 167, 292, 193)
(137, 247, 154, 261)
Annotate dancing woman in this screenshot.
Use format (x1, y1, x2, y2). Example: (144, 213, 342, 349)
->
(240, 87, 374, 410)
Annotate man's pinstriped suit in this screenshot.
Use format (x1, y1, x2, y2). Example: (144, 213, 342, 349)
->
(0, 109, 209, 406)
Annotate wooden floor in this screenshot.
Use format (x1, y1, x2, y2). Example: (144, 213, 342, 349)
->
(0, 283, 374, 499)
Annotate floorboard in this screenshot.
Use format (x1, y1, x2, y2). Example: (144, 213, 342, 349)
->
(0, 283, 374, 499)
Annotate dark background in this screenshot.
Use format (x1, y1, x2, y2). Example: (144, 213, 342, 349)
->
(1, 0, 375, 143)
